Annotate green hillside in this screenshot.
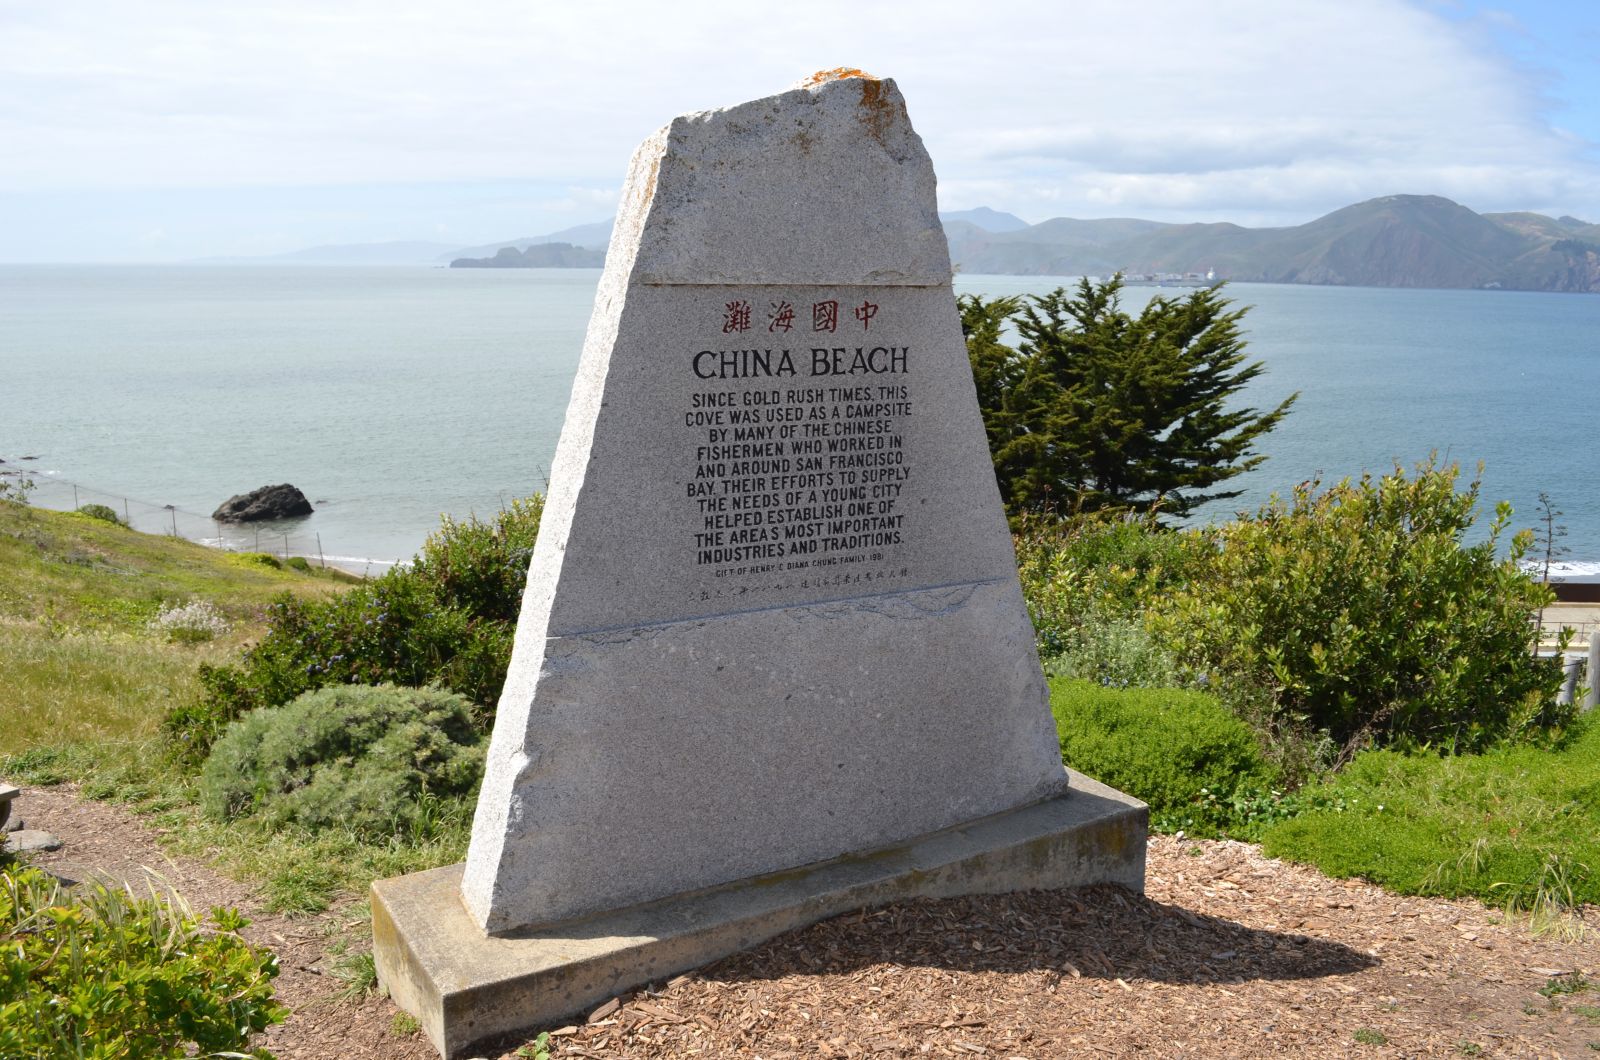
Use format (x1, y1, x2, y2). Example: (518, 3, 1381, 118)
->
(946, 194, 1600, 292)
(0, 502, 354, 754)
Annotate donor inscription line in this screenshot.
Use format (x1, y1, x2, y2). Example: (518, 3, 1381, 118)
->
(681, 302, 914, 598)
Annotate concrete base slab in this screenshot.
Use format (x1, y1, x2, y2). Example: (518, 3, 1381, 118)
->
(373, 771, 1146, 1059)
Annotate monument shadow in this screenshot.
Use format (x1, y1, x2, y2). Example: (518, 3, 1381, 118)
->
(693, 883, 1376, 988)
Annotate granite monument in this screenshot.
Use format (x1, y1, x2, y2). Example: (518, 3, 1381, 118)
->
(373, 69, 1145, 1058)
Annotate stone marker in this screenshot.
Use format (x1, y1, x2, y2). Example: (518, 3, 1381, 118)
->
(373, 69, 1146, 1059)
(0, 783, 17, 831)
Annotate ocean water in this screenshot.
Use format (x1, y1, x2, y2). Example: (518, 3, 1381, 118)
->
(2, 265, 1597, 566)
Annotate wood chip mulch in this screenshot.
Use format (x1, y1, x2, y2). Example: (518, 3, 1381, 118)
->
(11, 783, 1600, 1059)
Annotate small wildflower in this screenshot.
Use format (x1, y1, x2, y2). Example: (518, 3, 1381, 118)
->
(149, 601, 231, 644)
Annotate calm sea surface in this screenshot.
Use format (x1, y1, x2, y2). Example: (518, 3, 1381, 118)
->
(2, 265, 1597, 566)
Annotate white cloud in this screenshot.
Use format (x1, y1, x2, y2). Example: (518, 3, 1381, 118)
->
(1, 0, 1597, 254)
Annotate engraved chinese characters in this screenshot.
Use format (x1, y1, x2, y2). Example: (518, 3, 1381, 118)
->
(689, 297, 910, 592)
(717, 296, 878, 335)
(460, 72, 1068, 936)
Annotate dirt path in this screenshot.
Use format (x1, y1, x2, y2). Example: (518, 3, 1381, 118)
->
(11, 783, 1600, 1059)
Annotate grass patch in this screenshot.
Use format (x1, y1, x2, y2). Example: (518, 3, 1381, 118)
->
(0, 506, 453, 916)
(2, 737, 471, 914)
(1261, 715, 1600, 912)
(172, 797, 471, 915)
(1541, 972, 1592, 998)
(331, 949, 379, 999)
(0, 502, 352, 634)
(0, 502, 354, 759)
(0, 623, 213, 752)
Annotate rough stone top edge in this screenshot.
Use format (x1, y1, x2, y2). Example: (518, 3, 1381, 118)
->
(620, 72, 954, 288)
(791, 67, 882, 91)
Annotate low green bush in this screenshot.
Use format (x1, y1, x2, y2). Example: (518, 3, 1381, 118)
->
(1261, 714, 1600, 911)
(1151, 458, 1570, 758)
(200, 684, 485, 840)
(0, 865, 285, 1058)
(1042, 612, 1184, 690)
(167, 497, 540, 757)
(75, 503, 123, 526)
(285, 555, 311, 572)
(237, 551, 282, 569)
(1050, 677, 1285, 837)
(410, 497, 543, 623)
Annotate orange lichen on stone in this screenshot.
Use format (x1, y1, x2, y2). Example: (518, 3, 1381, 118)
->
(799, 67, 878, 87)
(855, 76, 903, 145)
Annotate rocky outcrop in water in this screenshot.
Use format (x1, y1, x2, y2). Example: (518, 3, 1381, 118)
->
(212, 484, 313, 522)
(450, 242, 605, 268)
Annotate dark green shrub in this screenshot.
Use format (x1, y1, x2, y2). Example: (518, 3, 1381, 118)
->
(76, 502, 123, 526)
(200, 684, 485, 840)
(1051, 677, 1282, 836)
(960, 279, 1295, 518)
(1151, 458, 1570, 757)
(163, 663, 255, 759)
(168, 497, 541, 758)
(285, 555, 311, 572)
(171, 573, 487, 756)
(0, 865, 285, 1058)
(411, 496, 542, 622)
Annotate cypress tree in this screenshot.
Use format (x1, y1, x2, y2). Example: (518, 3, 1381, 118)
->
(959, 276, 1296, 518)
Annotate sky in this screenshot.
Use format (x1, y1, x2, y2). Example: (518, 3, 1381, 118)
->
(2, 0, 1598, 262)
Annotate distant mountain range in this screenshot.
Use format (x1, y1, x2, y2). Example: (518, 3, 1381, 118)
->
(236, 195, 1600, 293)
(943, 195, 1600, 293)
(939, 206, 1030, 233)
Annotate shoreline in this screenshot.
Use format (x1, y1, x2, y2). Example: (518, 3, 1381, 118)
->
(16, 463, 1600, 591)
(287, 553, 400, 578)
(4, 466, 413, 578)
